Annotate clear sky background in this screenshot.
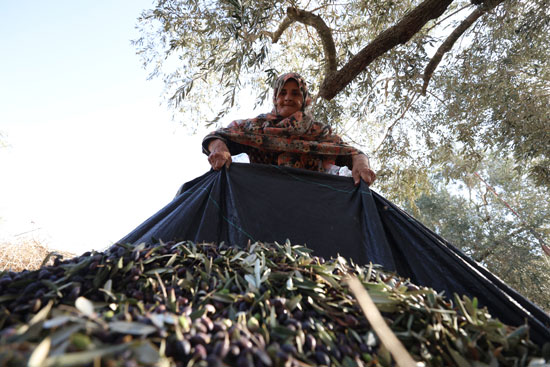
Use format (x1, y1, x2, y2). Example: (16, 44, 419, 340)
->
(0, 1, 249, 254)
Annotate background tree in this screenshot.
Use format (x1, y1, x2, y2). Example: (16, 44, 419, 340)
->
(0, 132, 7, 148)
(134, 0, 549, 308)
(405, 153, 550, 311)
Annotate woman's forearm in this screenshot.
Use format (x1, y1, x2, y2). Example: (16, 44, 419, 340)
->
(208, 138, 230, 154)
(352, 154, 371, 169)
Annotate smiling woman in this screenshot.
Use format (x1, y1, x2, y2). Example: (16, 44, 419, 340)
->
(202, 72, 376, 186)
(274, 79, 303, 117)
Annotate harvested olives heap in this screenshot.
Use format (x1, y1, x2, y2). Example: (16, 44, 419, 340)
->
(0, 241, 545, 366)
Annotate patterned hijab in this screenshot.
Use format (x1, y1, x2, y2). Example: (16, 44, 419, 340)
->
(224, 72, 324, 138)
(271, 72, 312, 113)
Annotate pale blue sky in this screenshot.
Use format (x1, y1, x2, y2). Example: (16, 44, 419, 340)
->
(0, 1, 218, 254)
(1, 1, 147, 118)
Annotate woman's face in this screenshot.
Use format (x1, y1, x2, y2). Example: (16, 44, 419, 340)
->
(275, 79, 303, 118)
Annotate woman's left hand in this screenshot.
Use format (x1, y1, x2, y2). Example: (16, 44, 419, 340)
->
(352, 154, 376, 186)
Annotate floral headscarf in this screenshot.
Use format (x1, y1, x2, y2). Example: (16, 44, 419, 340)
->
(271, 72, 313, 114)
(202, 72, 363, 172)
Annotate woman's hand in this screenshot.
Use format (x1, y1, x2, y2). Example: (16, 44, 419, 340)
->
(208, 139, 232, 170)
(352, 154, 376, 186)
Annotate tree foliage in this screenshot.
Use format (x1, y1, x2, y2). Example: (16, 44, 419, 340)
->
(405, 154, 550, 311)
(0, 132, 7, 148)
(415, 0, 550, 187)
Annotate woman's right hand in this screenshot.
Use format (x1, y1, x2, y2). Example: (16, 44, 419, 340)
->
(352, 154, 376, 186)
(208, 139, 232, 170)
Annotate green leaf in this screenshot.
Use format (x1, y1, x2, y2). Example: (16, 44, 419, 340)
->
(41, 279, 62, 297)
(286, 294, 302, 311)
(109, 321, 157, 336)
(165, 253, 178, 267)
(211, 292, 237, 303)
(0, 294, 17, 303)
(454, 294, 474, 324)
(50, 324, 83, 348)
(40, 252, 64, 267)
(63, 258, 92, 277)
(45, 344, 129, 367)
(189, 308, 206, 321)
(100, 279, 116, 301)
(447, 345, 472, 367)
(103, 279, 112, 293)
(144, 268, 173, 275)
(271, 325, 296, 339)
(43, 316, 72, 329)
(132, 341, 160, 364)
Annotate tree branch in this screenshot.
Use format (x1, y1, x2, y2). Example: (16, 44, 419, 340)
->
(473, 171, 549, 255)
(423, 4, 472, 34)
(265, 16, 294, 43)
(264, 8, 338, 76)
(319, 0, 455, 100)
(374, 92, 420, 153)
(421, 0, 504, 95)
(425, 89, 448, 106)
(285, 7, 337, 74)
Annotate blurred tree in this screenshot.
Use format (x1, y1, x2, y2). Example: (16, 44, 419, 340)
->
(406, 153, 550, 311)
(0, 132, 7, 148)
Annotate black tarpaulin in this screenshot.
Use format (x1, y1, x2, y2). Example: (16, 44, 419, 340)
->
(118, 163, 550, 345)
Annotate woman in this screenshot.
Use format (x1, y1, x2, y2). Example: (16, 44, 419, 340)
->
(202, 73, 376, 186)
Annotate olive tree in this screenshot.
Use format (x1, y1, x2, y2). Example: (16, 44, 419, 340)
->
(135, 0, 548, 186)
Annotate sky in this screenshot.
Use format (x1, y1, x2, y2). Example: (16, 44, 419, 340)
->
(0, 1, 255, 254)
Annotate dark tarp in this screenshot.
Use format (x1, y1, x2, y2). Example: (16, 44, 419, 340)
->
(118, 163, 550, 345)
